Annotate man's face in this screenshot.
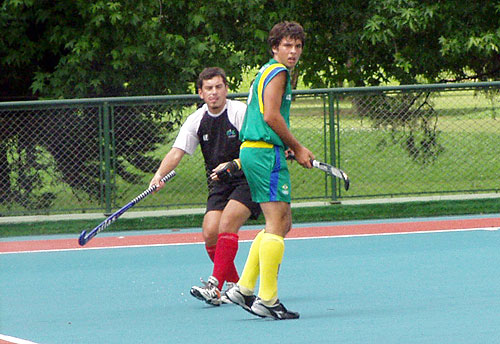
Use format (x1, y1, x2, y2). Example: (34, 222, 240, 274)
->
(198, 75, 228, 113)
(272, 36, 303, 69)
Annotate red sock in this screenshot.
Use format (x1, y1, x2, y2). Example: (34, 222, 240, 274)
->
(205, 244, 216, 262)
(212, 232, 239, 290)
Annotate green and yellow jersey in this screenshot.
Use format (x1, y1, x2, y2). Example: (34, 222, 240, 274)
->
(239, 58, 292, 147)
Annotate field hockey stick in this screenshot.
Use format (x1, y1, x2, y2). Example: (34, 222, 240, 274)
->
(287, 154, 350, 191)
(78, 170, 177, 246)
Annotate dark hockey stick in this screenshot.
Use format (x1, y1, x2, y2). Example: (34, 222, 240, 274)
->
(78, 170, 177, 246)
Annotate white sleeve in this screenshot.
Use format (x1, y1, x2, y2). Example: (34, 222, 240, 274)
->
(172, 108, 204, 155)
(226, 100, 247, 132)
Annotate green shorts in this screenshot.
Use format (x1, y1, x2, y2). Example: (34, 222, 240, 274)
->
(240, 141, 291, 203)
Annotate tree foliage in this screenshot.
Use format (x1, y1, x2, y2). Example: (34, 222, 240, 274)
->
(1, 0, 499, 210)
(358, 0, 500, 85)
(2, 0, 499, 100)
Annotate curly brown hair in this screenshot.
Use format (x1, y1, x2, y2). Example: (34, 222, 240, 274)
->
(267, 21, 305, 55)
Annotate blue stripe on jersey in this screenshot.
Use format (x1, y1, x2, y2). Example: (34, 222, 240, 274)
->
(258, 64, 287, 113)
(263, 67, 285, 89)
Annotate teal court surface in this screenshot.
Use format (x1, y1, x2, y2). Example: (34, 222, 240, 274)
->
(1, 215, 499, 344)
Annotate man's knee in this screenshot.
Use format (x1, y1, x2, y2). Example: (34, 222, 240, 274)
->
(203, 211, 222, 245)
(202, 226, 219, 246)
(218, 200, 251, 234)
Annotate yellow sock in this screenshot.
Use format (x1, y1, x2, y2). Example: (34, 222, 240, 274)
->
(258, 233, 284, 304)
(238, 229, 265, 294)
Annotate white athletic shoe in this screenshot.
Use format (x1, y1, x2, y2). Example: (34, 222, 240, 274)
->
(189, 276, 221, 306)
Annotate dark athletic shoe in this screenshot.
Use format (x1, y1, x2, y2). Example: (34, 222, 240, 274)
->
(225, 284, 262, 316)
(251, 298, 300, 320)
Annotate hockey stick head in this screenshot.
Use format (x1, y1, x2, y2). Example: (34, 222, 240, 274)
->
(286, 154, 350, 190)
(78, 230, 90, 246)
(78, 230, 87, 246)
(78, 227, 101, 246)
(312, 160, 350, 191)
(339, 170, 350, 191)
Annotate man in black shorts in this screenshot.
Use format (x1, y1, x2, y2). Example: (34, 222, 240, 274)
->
(150, 67, 260, 306)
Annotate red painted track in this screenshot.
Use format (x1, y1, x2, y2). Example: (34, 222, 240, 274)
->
(1, 217, 498, 254)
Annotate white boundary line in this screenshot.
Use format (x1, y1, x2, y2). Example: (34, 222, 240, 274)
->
(1, 226, 497, 255)
(0, 334, 39, 344)
(0, 242, 205, 255)
(285, 226, 499, 241)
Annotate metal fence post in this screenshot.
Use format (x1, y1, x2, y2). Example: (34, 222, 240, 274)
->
(102, 102, 112, 215)
(328, 91, 338, 201)
(335, 92, 342, 198)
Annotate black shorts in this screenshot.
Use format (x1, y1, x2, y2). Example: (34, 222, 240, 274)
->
(206, 179, 261, 220)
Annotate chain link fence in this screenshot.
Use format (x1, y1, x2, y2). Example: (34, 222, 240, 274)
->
(330, 84, 500, 199)
(1, 82, 499, 216)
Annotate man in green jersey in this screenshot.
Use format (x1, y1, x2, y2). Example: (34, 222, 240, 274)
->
(226, 21, 315, 320)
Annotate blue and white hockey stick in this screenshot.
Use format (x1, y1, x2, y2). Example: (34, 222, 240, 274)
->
(78, 170, 177, 246)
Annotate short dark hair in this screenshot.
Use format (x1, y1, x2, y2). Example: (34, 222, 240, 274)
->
(196, 67, 227, 90)
(268, 21, 305, 54)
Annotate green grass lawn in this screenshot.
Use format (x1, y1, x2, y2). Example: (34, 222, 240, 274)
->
(2, 197, 500, 238)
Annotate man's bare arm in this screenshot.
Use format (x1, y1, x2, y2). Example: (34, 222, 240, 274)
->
(149, 147, 185, 191)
